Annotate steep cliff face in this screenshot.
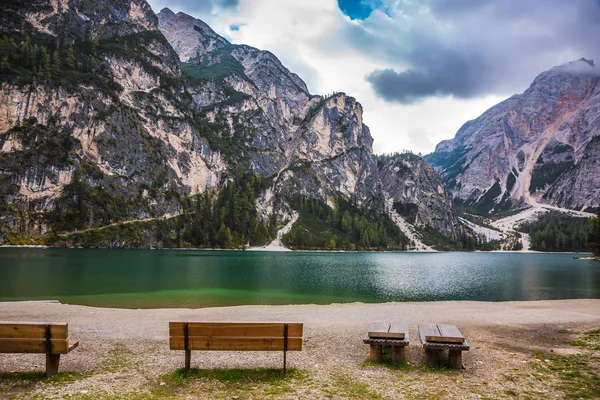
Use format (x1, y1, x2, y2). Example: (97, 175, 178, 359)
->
(0, 2, 460, 247)
(543, 135, 600, 210)
(0, 0, 225, 238)
(378, 153, 459, 238)
(426, 59, 600, 214)
(156, 8, 384, 220)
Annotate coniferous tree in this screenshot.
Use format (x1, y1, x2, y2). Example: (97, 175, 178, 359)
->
(589, 211, 600, 257)
(51, 50, 60, 76)
(0, 56, 9, 71)
(39, 47, 51, 77)
(21, 36, 31, 68)
(30, 44, 39, 71)
(64, 46, 75, 69)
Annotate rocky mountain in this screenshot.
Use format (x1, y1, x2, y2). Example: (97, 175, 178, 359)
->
(378, 153, 459, 239)
(156, 8, 386, 219)
(0, 1, 458, 248)
(426, 58, 600, 214)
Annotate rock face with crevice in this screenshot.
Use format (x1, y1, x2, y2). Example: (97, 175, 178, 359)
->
(426, 58, 600, 213)
(378, 153, 459, 238)
(156, 8, 387, 219)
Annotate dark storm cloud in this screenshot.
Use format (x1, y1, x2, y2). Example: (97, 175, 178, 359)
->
(354, 0, 600, 103)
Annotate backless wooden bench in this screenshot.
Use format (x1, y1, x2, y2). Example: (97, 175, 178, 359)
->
(419, 324, 469, 369)
(363, 323, 409, 363)
(0, 322, 79, 377)
(169, 322, 303, 373)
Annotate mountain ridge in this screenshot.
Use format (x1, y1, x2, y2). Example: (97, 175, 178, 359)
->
(0, 1, 459, 249)
(426, 58, 600, 214)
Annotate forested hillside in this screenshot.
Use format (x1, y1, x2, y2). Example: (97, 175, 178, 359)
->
(520, 213, 590, 252)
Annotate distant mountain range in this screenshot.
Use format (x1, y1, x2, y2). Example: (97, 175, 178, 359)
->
(0, 0, 597, 250)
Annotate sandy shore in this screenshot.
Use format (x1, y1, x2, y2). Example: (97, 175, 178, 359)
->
(1, 299, 599, 399)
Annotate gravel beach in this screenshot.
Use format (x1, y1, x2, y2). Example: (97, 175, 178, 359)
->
(1, 299, 599, 399)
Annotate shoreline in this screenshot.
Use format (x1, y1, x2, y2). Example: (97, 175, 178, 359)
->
(1, 298, 599, 328)
(0, 245, 593, 255)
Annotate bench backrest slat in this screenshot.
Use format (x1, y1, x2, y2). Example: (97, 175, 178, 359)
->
(169, 322, 303, 351)
(169, 322, 303, 338)
(0, 323, 70, 354)
(0, 338, 70, 354)
(0, 323, 68, 340)
(169, 336, 303, 351)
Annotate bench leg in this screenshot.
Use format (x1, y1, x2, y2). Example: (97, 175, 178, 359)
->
(184, 349, 191, 372)
(425, 349, 440, 368)
(391, 346, 406, 363)
(369, 344, 383, 362)
(46, 353, 60, 377)
(449, 350, 463, 369)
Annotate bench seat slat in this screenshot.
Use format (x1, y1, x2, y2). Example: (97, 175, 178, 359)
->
(0, 338, 72, 354)
(0, 323, 68, 339)
(169, 336, 303, 351)
(169, 322, 303, 338)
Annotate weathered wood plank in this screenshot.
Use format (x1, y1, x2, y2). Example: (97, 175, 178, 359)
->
(448, 349, 463, 369)
(437, 324, 464, 342)
(46, 353, 60, 377)
(419, 324, 439, 344)
(169, 322, 303, 338)
(420, 324, 464, 344)
(369, 344, 383, 362)
(0, 323, 68, 339)
(367, 323, 390, 338)
(169, 336, 303, 351)
(388, 323, 408, 340)
(0, 338, 70, 354)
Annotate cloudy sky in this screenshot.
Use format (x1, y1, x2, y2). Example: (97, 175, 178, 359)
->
(147, 0, 600, 155)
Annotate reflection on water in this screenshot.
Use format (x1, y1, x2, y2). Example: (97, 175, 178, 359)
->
(0, 249, 598, 308)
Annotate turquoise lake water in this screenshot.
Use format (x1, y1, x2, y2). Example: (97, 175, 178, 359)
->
(0, 249, 598, 308)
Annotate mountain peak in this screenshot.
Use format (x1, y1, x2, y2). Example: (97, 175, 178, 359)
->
(157, 9, 228, 62)
(548, 57, 598, 77)
(159, 7, 175, 17)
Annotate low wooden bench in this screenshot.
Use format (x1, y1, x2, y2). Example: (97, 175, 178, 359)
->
(419, 324, 469, 369)
(169, 322, 303, 373)
(0, 322, 79, 377)
(363, 323, 409, 363)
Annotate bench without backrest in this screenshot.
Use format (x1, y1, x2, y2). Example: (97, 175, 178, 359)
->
(0, 322, 79, 377)
(363, 323, 409, 363)
(169, 322, 303, 372)
(419, 324, 469, 369)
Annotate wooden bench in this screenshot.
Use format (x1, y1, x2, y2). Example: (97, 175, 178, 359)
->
(169, 322, 303, 373)
(0, 322, 79, 377)
(363, 323, 409, 363)
(419, 324, 469, 369)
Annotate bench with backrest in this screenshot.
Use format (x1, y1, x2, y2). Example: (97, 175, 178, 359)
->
(169, 322, 303, 373)
(0, 322, 79, 377)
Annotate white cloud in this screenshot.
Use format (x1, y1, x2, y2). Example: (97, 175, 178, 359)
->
(147, 0, 595, 155)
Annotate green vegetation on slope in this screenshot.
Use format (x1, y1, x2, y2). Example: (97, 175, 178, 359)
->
(530, 161, 574, 193)
(520, 212, 590, 252)
(48, 173, 275, 249)
(282, 197, 409, 250)
(418, 226, 501, 251)
(589, 211, 600, 257)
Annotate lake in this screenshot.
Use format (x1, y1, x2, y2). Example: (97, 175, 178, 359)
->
(0, 249, 598, 308)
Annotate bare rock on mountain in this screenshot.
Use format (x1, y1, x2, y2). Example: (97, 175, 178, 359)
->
(379, 153, 459, 238)
(426, 58, 600, 214)
(156, 8, 387, 220)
